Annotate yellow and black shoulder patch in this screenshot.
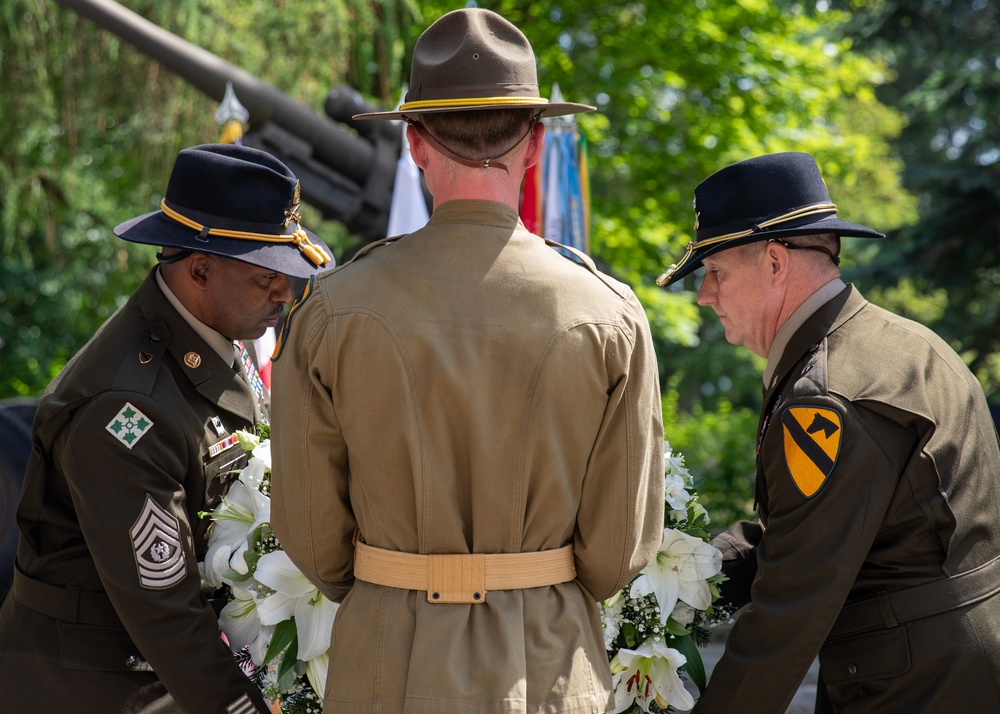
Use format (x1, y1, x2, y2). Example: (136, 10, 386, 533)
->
(780, 405, 842, 498)
(271, 275, 315, 362)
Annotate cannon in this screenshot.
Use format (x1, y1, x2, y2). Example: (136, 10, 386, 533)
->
(54, 0, 406, 245)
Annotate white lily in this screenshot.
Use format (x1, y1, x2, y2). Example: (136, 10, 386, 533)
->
(219, 583, 274, 665)
(631, 528, 722, 620)
(305, 650, 330, 700)
(202, 470, 271, 585)
(600, 593, 626, 650)
(663, 471, 691, 513)
(254, 550, 339, 661)
(610, 639, 693, 713)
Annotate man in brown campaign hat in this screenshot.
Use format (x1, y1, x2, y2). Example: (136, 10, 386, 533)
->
(269, 8, 664, 713)
(0, 143, 332, 713)
(658, 152, 1000, 713)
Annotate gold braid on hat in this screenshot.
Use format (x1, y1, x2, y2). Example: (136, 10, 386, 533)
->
(158, 186, 331, 268)
(655, 202, 836, 286)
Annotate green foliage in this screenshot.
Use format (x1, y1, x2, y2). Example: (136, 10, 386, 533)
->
(0, 0, 415, 397)
(6, 0, 989, 523)
(663, 386, 759, 526)
(828, 0, 1000, 396)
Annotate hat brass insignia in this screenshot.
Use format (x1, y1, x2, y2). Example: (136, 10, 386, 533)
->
(780, 405, 842, 498)
(284, 181, 302, 229)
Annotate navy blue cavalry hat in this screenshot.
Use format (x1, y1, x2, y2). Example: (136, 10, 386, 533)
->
(656, 152, 884, 287)
(115, 143, 333, 279)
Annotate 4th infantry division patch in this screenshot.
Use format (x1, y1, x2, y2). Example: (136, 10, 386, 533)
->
(106, 402, 153, 449)
(780, 406, 843, 498)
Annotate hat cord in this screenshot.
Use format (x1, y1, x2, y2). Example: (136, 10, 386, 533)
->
(655, 202, 837, 286)
(407, 116, 540, 174)
(159, 199, 331, 268)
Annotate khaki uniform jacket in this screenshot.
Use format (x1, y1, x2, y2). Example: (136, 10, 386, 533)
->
(697, 285, 1000, 713)
(0, 269, 270, 714)
(270, 201, 664, 713)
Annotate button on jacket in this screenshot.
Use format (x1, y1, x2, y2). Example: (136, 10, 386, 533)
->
(270, 200, 665, 713)
(699, 285, 1000, 713)
(0, 269, 270, 714)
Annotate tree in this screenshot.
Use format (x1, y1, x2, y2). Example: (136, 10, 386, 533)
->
(2, 0, 916, 523)
(828, 0, 1000, 397)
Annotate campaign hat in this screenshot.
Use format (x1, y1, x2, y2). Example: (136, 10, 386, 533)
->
(656, 152, 884, 287)
(353, 8, 594, 121)
(115, 143, 333, 279)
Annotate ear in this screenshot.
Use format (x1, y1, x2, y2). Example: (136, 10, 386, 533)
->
(407, 123, 429, 170)
(764, 241, 791, 286)
(525, 122, 545, 169)
(187, 252, 211, 289)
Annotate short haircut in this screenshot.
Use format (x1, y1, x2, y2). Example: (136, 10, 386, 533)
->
(418, 108, 537, 161)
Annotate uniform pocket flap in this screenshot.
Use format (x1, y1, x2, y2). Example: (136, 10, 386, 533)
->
(58, 621, 147, 672)
(820, 626, 910, 685)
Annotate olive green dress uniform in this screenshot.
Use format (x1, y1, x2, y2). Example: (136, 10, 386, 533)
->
(698, 285, 1000, 713)
(270, 200, 665, 713)
(0, 269, 271, 714)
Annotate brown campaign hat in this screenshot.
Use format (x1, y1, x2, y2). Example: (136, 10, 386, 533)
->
(353, 8, 595, 121)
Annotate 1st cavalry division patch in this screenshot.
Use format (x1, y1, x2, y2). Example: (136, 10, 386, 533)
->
(780, 406, 843, 498)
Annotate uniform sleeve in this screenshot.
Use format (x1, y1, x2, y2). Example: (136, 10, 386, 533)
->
(693, 396, 909, 713)
(60, 393, 270, 714)
(711, 520, 763, 612)
(573, 292, 664, 601)
(270, 291, 356, 604)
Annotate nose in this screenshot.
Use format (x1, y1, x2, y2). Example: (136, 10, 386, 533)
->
(696, 274, 716, 306)
(271, 274, 295, 303)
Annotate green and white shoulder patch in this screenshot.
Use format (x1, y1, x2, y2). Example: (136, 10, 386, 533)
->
(106, 402, 153, 450)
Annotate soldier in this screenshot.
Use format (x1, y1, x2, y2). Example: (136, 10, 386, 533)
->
(268, 8, 665, 713)
(656, 152, 1000, 713)
(0, 143, 332, 713)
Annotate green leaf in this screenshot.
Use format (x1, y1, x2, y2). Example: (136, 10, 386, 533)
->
(622, 622, 638, 648)
(276, 621, 301, 682)
(671, 634, 707, 693)
(263, 618, 297, 666)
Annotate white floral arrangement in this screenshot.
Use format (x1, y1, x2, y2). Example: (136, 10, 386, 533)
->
(199, 426, 337, 714)
(200, 432, 724, 713)
(601, 441, 728, 713)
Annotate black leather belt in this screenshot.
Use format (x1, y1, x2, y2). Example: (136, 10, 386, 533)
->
(13, 566, 122, 626)
(829, 553, 1000, 640)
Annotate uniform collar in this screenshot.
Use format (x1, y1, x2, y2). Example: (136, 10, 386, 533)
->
(763, 278, 846, 386)
(427, 199, 522, 230)
(155, 267, 237, 367)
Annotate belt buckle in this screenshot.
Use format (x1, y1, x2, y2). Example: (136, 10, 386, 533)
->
(427, 554, 487, 604)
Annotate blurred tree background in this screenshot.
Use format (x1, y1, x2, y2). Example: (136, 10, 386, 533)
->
(2, 0, 997, 527)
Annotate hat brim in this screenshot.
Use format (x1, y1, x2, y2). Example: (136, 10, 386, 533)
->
(114, 210, 334, 279)
(661, 215, 884, 287)
(353, 101, 595, 121)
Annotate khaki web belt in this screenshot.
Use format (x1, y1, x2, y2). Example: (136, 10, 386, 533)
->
(353, 541, 576, 604)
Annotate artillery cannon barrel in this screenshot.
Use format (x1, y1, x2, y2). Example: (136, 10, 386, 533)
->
(55, 0, 373, 187)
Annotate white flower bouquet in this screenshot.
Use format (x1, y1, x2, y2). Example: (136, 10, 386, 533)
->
(200, 426, 337, 714)
(601, 442, 729, 713)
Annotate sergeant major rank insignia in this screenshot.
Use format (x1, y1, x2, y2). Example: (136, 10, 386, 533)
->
(130, 495, 186, 589)
(780, 406, 843, 498)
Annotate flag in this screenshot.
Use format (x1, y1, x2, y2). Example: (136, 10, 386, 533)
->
(386, 86, 430, 237)
(527, 83, 590, 254)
